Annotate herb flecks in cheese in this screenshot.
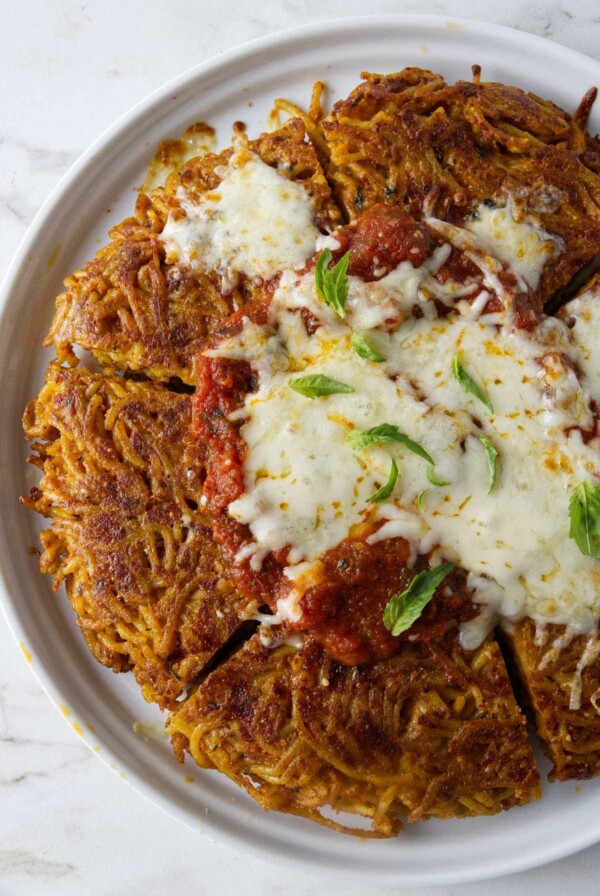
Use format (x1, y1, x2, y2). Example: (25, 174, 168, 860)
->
(161, 149, 319, 290)
(559, 285, 600, 403)
(204, 193, 600, 653)
(465, 199, 560, 291)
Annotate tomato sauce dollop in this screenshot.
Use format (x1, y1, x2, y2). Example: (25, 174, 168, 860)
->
(345, 205, 437, 280)
(190, 207, 510, 665)
(195, 338, 476, 665)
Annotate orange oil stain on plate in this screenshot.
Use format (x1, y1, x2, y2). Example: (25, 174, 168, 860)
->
(47, 243, 61, 269)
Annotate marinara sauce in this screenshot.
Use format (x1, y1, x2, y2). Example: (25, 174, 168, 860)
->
(190, 206, 540, 664)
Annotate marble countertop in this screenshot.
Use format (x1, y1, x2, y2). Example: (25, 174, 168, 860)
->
(3, 1, 600, 893)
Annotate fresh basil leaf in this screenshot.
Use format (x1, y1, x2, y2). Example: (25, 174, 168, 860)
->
(426, 467, 450, 487)
(451, 355, 494, 414)
(347, 423, 433, 465)
(289, 374, 355, 399)
(479, 436, 498, 494)
(383, 562, 455, 636)
(368, 459, 398, 503)
(314, 249, 350, 319)
(416, 489, 427, 511)
(569, 481, 600, 559)
(352, 332, 385, 363)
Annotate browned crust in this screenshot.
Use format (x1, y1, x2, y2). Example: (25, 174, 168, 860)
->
(166, 117, 341, 235)
(322, 68, 600, 303)
(140, 121, 217, 193)
(504, 621, 600, 781)
(571, 270, 600, 302)
(293, 637, 539, 820)
(22, 70, 600, 830)
(22, 363, 255, 708)
(168, 633, 539, 835)
(46, 214, 231, 386)
(46, 119, 340, 386)
(168, 635, 405, 837)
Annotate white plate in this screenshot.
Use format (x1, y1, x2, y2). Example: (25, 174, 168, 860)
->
(1, 14, 600, 886)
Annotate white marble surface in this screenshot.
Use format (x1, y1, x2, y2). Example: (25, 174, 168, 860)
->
(3, 1, 600, 893)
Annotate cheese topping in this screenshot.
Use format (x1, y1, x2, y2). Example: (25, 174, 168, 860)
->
(559, 283, 600, 403)
(161, 150, 319, 290)
(465, 200, 560, 291)
(208, 233, 600, 646)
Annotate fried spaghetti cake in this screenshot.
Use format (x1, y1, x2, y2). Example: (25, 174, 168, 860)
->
(23, 67, 600, 836)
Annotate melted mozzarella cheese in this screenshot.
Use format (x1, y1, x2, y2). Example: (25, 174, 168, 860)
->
(559, 284, 600, 403)
(161, 150, 319, 289)
(389, 315, 600, 637)
(464, 200, 560, 291)
(210, 258, 600, 644)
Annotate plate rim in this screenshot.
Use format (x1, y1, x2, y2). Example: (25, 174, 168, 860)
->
(2, 13, 600, 884)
